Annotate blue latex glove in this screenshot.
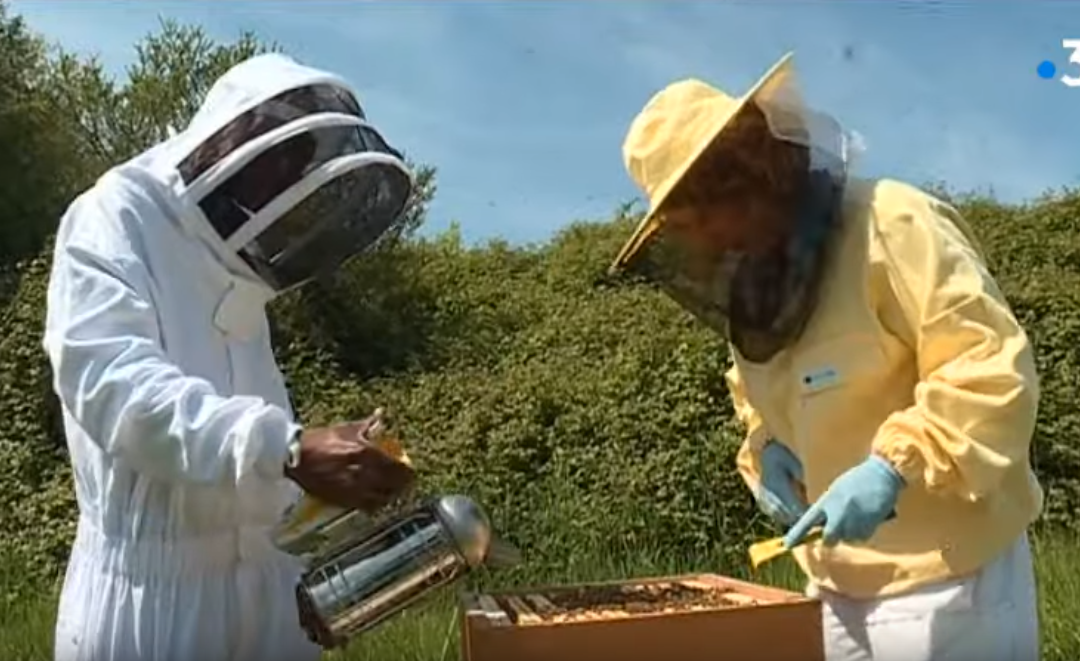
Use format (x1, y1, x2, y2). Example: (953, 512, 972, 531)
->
(783, 454, 904, 549)
(753, 440, 808, 527)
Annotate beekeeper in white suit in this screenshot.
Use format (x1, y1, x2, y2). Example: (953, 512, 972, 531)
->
(43, 53, 417, 661)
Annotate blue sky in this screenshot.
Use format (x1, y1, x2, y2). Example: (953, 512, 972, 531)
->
(9, 0, 1079, 245)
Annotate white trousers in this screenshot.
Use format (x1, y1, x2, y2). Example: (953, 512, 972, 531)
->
(54, 519, 320, 661)
(808, 534, 1040, 661)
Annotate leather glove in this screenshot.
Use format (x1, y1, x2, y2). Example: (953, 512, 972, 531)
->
(753, 439, 809, 527)
(783, 454, 903, 549)
(284, 415, 415, 514)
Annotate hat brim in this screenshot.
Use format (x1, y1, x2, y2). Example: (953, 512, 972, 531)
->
(609, 52, 796, 275)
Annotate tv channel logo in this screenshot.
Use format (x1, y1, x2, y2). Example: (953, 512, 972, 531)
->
(1037, 39, 1080, 87)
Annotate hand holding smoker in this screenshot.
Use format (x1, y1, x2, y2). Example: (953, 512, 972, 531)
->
(273, 408, 519, 649)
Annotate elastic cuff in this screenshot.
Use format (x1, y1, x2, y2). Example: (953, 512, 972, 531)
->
(871, 439, 922, 486)
(747, 426, 771, 453)
(250, 405, 303, 480)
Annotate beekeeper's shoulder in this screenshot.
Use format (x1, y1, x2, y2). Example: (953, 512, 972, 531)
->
(862, 178, 985, 264)
(55, 165, 158, 264)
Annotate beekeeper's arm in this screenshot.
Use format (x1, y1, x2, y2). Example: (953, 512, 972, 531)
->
(727, 364, 770, 490)
(42, 193, 297, 486)
(869, 187, 1039, 501)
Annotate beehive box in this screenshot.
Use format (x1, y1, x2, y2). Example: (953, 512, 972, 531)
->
(459, 573, 822, 661)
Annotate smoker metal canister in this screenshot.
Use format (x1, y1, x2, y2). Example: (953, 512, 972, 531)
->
(296, 494, 493, 647)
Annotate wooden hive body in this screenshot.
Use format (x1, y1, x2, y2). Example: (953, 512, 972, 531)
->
(460, 573, 823, 661)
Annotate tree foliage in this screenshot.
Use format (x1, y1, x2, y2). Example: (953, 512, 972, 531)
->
(1, 1, 1078, 603)
(0, 4, 82, 267)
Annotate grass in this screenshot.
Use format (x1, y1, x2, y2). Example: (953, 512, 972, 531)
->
(3, 533, 1079, 660)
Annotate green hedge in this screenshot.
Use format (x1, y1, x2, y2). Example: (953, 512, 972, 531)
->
(2, 191, 1079, 599)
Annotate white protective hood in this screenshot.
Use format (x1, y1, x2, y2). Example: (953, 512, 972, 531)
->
(122, 53, 413, 295)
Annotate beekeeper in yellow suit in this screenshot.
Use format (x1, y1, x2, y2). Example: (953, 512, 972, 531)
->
(610, 52, 1043, 661)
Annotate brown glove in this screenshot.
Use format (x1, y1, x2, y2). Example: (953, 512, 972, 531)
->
(284, 413, 415, 514)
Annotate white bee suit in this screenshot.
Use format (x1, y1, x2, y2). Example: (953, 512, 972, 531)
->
(44, 53, 413, 661)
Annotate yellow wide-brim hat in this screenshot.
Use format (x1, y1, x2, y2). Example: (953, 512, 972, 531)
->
(610, 52, 796, 274)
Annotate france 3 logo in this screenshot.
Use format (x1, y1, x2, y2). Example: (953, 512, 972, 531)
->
(1037, 39, 1080, 87)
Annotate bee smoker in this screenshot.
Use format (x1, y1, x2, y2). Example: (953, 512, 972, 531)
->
(291, 494, 517, 648)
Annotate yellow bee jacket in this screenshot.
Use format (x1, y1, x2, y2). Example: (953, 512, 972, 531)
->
(730, 178, 1044, 599)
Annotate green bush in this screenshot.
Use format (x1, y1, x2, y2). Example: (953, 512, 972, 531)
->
(0, 245, 77, 597)
(271, 221, 767, 573)
(962, 191, 1080, 528)
(1, 0, 1078, 607)
(272, 190, 1080, 559)
(5, 189, 1079, 602)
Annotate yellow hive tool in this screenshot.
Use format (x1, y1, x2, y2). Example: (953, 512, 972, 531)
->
(747, 478, 817, 570)
(748, 526, 823, 570)
(748, 510, 896, 569)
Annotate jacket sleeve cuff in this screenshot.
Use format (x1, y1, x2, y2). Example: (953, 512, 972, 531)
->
(871, 429, 924, 486)
(244, 405, 303, 481)
(746, 426, 771, 454)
